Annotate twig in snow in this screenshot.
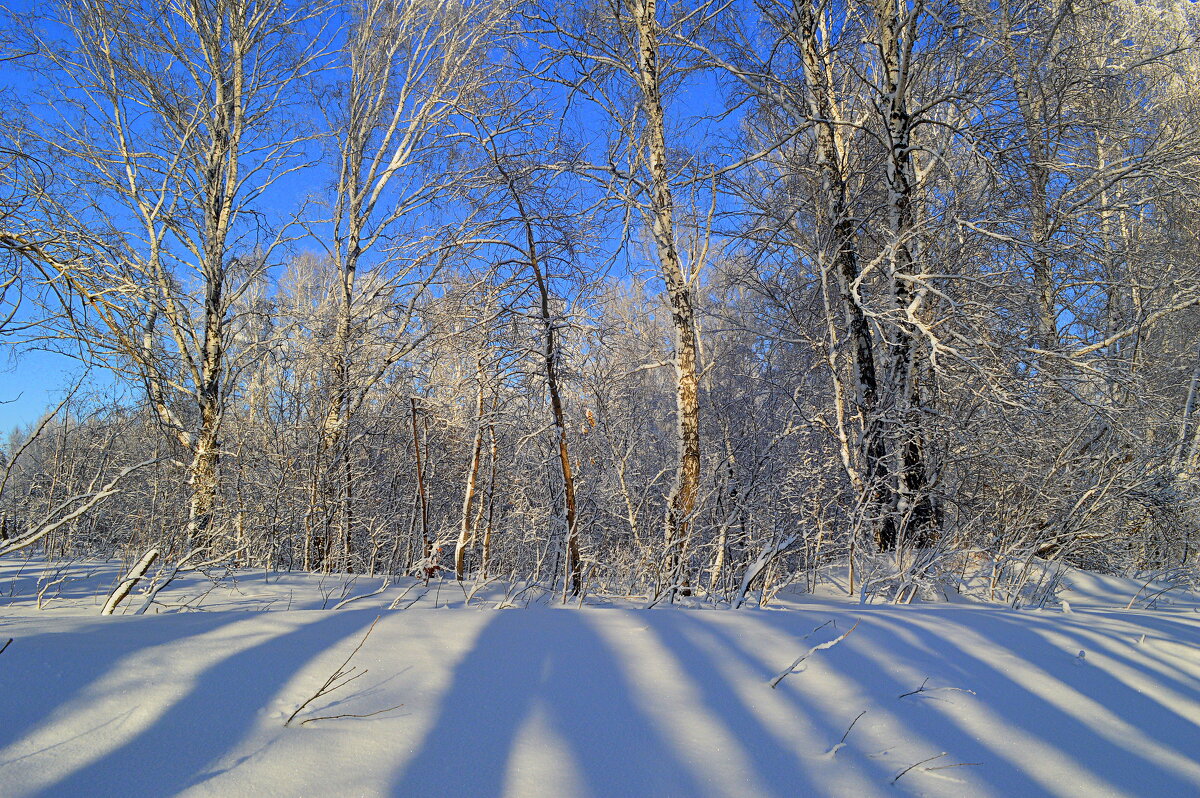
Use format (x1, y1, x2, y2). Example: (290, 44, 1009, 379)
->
(464, 576, 500, 607)
(803, 619, 835, 638)
(386, 581, 424, 610)
(823, 710, 866, 757)
(1139, 585, 1182, 610)
(898, 677, 977, 700)
(333, 579, 392, 610)
(0, 637, 11, 656)
(892, 752, 981, 783)
(925, 761, 983, 772)
(320, 576, 358, 610)
(892, 753, 948, 784)
(298, 703, 405, 725)
(1125, 575, 1162, 610)
(769, 620, 859, 688)
(285, 615, 382, 727)
(37, 573, 71, 610)
(496, 580, 550, 609)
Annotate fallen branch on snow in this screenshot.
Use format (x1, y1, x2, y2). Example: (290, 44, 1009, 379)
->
(133, 545, 247, 615)
(299, 703, 405, 726)
(892, 752, 981, 784)
(333, 579, 392, 610)
(823, 710, 866, 757)
(101, 548, 159, 615)
(734, 534, 798, 609)
(769, 619, 859, 688)
(898, 677, 977, 700)
(285, 615, 402, 727)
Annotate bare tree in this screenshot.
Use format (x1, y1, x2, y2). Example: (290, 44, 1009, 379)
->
(297, 0, 514, 571)
(533, 0, 718, 593)
(474, 112, 592, 594)
(4, 0, 331, 553)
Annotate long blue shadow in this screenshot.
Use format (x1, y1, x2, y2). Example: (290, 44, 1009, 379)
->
(29, 610, 377, 798)
(639, 610, 825, 797)
(1026, 610, 1200, 696)
(669, 611, 909, 788)
(0, 614, 240, 754)
(746, 607, 1200, 796)
(391, 610, 706, 798)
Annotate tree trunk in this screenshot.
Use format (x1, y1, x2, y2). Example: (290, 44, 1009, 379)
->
(481, 423, 499, 578)
(793, 0, 896, 549)
(410, 397, 431, 559)
(455, 364, 487, 580)
(870, 0, 938, 548)
(628, 0, 702, 590)
(996, 0, 1058, 349)
(501, 164, 582, 595)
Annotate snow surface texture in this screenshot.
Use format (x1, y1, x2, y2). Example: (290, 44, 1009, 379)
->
(2, 557, 1199, 797)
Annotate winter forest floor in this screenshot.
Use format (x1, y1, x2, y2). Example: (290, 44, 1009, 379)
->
(2, 558, 1199, 797)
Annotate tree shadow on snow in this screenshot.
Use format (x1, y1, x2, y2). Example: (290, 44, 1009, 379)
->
(740, 607, 1200, 796)
(28, 610, 377, 798)
(0, 614, 240, 754)
(391, 610, 706, 798)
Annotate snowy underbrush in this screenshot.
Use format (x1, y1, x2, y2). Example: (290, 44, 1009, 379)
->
(2, 554, 1199, 797)
(782, 546, 1200, 613)
(4, 548, 1199, 616)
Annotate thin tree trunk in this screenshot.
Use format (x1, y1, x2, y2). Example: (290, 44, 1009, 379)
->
(499, 164, 583, 595)
(996, 0, 1058, 349)
(871, 0, 938, 548)
(455, 364, 487, 580)
(410, 397, 431, 559)
(628, 0, 702, 591)
(481, 423, 499, 578)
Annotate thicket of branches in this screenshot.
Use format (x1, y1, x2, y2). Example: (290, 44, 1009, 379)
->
(2, 0, 1199, 603)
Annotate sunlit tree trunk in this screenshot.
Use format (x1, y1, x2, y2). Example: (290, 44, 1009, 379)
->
(628, 0, 703, 589)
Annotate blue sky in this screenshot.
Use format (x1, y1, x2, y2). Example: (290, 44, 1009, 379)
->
(0, 0, 746, 434)
(0, 347, 81, 432)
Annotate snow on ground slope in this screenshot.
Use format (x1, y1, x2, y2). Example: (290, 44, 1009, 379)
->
(1, 557, 1199, 797)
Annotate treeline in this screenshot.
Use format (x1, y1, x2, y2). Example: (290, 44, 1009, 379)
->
(1, 0, 1199, 602)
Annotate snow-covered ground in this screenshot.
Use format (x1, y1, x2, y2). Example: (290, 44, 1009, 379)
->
(2, 556, 1199, 797)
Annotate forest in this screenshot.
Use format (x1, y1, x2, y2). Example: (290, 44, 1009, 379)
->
(2, 0, 1199, 605)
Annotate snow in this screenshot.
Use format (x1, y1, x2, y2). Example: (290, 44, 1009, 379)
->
(2, 557, 1199, 797)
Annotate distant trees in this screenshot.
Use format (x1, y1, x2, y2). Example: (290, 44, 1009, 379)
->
(309, 0, 514, 571)
(1, 0, 1199, 600)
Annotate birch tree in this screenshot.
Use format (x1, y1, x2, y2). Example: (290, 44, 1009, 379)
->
(4, 0, 330, 552)
(306, 0, 513, 570)
(535, 0, 718, 592)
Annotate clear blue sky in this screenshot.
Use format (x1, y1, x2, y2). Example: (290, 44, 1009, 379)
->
(0, 347, 81, 432)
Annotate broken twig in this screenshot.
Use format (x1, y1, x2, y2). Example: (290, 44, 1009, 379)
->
(299, 703, 405, 725)
(285, 615, 382, 727)
(769, 620, 859, 688)
(892, 752, 981, 784)
(898, 677, 977, 700)
(823, 710, 867, 757)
